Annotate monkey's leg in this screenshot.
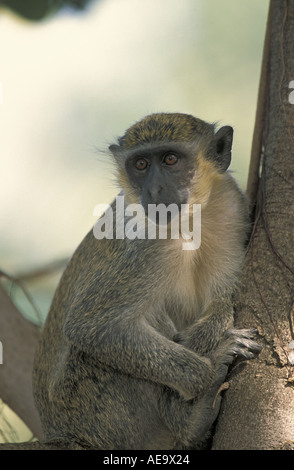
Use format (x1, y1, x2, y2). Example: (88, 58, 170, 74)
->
(165, 323, 261, 448)
(159, 363, 229, 449)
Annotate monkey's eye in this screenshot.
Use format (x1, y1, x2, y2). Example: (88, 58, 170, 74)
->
(163, 153, 178, 166)
(135, 158, 148, 170)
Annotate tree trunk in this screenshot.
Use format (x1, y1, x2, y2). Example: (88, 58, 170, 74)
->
(213, 0, 294, 450)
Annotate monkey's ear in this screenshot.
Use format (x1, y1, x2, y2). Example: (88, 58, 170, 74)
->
(109, 144, 120, 154)
(109, 133, 127, 155)
(212, 126, 233, 171)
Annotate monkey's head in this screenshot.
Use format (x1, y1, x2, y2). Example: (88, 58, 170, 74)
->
(109, 113, 233, 213)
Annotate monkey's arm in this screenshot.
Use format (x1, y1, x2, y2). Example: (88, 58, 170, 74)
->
(63, 310, 217, 400)
(63, 299, 257, 402)
(174, 297, 234, 355)
(174, 297, 261, 358)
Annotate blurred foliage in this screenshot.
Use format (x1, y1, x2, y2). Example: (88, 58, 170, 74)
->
(0, 0, 94, 21)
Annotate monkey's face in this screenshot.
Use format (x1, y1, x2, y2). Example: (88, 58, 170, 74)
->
(124, 142, 196, 215)
(109, 113, 234, 219)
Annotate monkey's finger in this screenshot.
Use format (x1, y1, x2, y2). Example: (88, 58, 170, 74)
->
(227, 328, 260, 339)
(233, 337, 262, 354)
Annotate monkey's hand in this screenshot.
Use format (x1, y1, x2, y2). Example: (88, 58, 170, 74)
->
(173, 298, 262, 358)
(220, 328, 262, 359)
(174, 327, 261, 386)
(171, 326, 260, 403)
(209, 328, 262, 374)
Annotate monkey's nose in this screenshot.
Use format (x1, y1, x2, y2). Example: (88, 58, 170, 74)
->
(148, 185, 163, 201)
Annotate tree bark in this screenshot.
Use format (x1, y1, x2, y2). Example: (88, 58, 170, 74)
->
(213, 0, 294, 450)
(0, 284, 44, 440)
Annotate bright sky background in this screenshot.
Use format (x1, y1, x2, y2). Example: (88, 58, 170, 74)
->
(0, 0, 269, 277)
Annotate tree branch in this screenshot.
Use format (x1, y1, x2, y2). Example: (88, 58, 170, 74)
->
(0, 284, 43, 440)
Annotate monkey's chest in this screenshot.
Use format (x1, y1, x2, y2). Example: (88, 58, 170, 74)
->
(164, 275, 202, 331)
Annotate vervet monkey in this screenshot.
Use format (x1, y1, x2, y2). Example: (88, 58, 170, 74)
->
(33, 113, 261, 450)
